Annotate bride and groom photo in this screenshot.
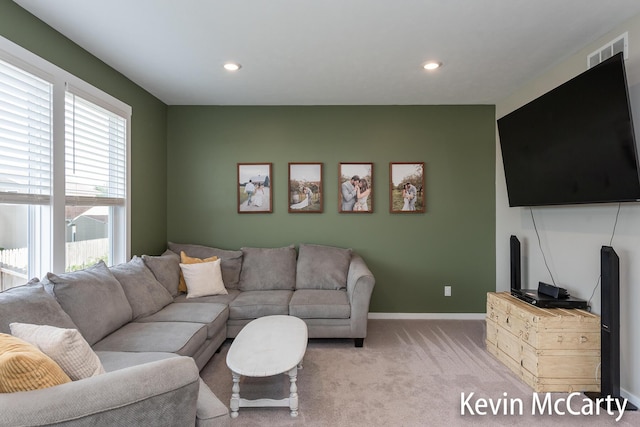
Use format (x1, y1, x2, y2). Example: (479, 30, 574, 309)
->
(390, 162, 425, 213)
(339, 163, 373, 213)
(238, 163, 272, 213)
(288, 163, 323, 213)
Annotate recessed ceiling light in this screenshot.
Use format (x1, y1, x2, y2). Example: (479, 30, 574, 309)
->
(224, 62, 241, 71)
(423, 61, 442, 70)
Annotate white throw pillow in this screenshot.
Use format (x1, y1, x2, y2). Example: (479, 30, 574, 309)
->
(179, 259, 228, 299)
(9, 323, 105, 381)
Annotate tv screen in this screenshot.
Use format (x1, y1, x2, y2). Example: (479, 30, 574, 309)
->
(498, 53, 640, 207)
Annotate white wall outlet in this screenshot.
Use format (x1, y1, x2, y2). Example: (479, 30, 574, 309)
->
(444, 285, 452, 297)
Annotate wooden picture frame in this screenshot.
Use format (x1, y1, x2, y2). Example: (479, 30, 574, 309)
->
(237, 163, 273, 213)
(338, 162, 373, 213)
(288, 163, 323, 213)
(389, 162, 425, 213)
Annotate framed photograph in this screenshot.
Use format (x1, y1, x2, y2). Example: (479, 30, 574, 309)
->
(389, 162, 425, 213)
(288, 163, 323, 213)
(338, 162, 373, 213)
(237, 163, 272, 213)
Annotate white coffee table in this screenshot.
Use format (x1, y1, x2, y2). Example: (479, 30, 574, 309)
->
(226, 315, 308, 418)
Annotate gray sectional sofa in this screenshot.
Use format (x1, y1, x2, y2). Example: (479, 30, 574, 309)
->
(0, 243, 375, 426)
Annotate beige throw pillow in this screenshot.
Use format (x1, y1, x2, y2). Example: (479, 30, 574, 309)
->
(10, 323, 105, 381)
(179, 259, 228, 299)
(178, 251, 219, 293)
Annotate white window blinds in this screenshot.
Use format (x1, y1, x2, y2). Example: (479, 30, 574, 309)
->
(65, 91, 126, 206)
(0, 58, 52, 204)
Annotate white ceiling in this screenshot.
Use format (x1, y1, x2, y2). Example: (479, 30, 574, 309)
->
(13, 0, 640, 105)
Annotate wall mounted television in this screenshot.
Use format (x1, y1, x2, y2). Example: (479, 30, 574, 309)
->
(498, 52, 640, 207)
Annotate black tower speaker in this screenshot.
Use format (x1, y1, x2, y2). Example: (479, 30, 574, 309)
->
(585, 246, 637, 410)
(601, 246, 620, 399)
(510, 235, 521, 291)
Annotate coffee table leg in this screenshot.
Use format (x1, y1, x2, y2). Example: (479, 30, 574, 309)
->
(230, 372, 240, 418)
(288, 366, 299, 417)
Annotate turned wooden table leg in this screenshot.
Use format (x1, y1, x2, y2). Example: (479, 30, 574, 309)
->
(230, 372, 241, 418)
(288, 366, 299, 417)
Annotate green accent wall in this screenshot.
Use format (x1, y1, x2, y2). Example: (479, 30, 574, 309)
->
(0, 2, 168, 255)
(167, 106, 496, 313)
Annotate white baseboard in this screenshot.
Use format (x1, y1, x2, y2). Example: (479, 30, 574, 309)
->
(368, 312, 486, 320)
(621, 388, 640, 411)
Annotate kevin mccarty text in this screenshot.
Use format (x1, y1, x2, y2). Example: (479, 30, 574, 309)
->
(461, 392, 629, 422)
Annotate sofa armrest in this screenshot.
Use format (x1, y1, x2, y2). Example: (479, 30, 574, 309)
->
(346, 253, 376, 339)
(0, 356, 200, 427)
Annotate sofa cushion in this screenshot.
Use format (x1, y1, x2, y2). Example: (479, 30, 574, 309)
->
(239, 245, 297, 291)
(43, 261, 133, 346)
(96, 350, 179, 372)
(173, 288, 240, 306)
(168, 242, 243, 289)
(9, 323, 105, 381)
(296, 244, 352, 290)
(0, 279, 77, 335)
(0, 333, 71, 392)
(92, 322, 207, 357)
(137, 303, 229, 340)
(142, 250, 182, 297)
(289, 289, 351, 319)
(110, 256, 173, 319)
(229, 290, 293, 320)
(180, 260, 228, 299)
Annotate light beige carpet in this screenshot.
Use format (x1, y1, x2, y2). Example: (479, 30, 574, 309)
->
(200, 319, 640, 426)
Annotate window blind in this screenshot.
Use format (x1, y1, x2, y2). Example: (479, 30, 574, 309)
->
(65, 92, 126, 206)
(0, 58, 52, 205)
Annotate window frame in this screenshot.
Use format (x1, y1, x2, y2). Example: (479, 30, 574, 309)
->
(0, 35, 131, 277)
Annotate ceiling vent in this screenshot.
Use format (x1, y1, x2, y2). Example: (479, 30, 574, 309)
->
(587, 32, 628, 69)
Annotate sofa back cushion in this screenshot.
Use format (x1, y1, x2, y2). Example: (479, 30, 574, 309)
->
(295, 244, 352, 290)
(142, 250, 181, 297)
(43, 261, 133, 346)
(0, 279, 77, 335)
(110, 256, 173, 319)
(239, 245, 297, 291)
(168, 242, 243, 289)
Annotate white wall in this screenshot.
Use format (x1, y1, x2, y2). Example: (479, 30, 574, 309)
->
(496, 14, 640, 406)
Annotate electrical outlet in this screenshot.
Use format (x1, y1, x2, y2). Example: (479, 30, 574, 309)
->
(444, 285, 452, 297)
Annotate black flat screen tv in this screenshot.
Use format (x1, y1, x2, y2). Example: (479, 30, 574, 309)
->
(498, 52, 640, 207)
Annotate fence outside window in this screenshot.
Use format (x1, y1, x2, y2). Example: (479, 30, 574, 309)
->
(0, 238, 108, 291)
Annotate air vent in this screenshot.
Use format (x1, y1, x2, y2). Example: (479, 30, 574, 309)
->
(587, 32, 628, 69)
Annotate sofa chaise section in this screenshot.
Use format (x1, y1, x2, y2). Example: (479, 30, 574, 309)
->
(290, 252, 375, 347)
